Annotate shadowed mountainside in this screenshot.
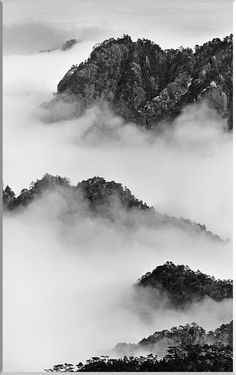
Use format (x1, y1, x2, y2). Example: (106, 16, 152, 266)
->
(56, 34, 233, 129)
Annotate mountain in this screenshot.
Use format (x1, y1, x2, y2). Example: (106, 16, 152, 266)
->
(3, 174, 223, 241)
(45, 322, 233, 372)
(136, 261, 232, 308)
(3, 174, 148, 212)
(113, 264, 232, 357)
(57, 34, 233, 129)
(78, 176, 149, 211)
(114, 321, 233, 358)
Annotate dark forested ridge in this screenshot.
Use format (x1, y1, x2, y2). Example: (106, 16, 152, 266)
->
(78, 176, 149, 211)
(114, 321, 233, 358)
(136, 261, 232, 307)
(3, 174, 148, 212)
(3, 174, 223, 241)
(45, 322, 233, 372)
(57, 34, 233, 129)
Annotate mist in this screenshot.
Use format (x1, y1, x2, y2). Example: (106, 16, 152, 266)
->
(3, 22, 111, 55)
(2, 0, 232, 49)
(4, 60, 232, 238)
(3, 188, 232, 371)
(3, 22, 233, 372)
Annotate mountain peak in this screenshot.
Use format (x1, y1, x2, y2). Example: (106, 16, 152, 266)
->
(3, 174, 149, 212)
(136, 262, 233, 307)
(57, 34, 233, 129)
(77, 176, 149, 211)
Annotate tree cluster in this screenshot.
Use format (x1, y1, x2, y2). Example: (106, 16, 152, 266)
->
(77, 176, 149, 211)
(3, 174, 149, 213)
(137, 261, 233, 307)
(45, 343, 233, 372)
(2, 175, 227, 242)
(115, 321, 233, 358)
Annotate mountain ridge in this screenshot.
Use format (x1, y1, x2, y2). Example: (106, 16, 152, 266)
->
(136, 261, 233, 308)
(45, 321, 233, 372)
(113, 321, 233, 358)
(3, 174, 223, 241)
(56, 34, 233, 129)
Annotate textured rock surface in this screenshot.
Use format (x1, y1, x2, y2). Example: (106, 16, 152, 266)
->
(57, 34, 233, 129)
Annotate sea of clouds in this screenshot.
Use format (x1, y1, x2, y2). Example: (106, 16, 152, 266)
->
(3, 22, 233, 371)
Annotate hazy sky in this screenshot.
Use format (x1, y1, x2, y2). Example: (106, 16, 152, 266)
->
(2, 0, 233, 52)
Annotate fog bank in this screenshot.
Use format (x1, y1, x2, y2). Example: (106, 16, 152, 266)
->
(3, 189, 232, 371)
(3, 23, 233, 372)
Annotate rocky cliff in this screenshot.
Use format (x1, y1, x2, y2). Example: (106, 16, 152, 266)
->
(57, 34, 233, 129)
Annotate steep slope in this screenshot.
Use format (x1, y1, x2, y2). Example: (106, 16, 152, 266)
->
(3, 174, 222, 241)
(136, 261, 233, 307)
(57, 34, 233, 129)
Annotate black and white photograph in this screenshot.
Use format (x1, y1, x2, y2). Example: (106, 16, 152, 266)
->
(2, 0, 233, 372)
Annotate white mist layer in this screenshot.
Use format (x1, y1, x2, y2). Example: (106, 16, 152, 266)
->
(3, 34, 233, 372)
(3, 190, 232, 371)
(2, 1, 232, 50)
(3, 47, 232, 239)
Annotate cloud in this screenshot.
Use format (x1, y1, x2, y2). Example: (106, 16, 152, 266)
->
(3, 22, 110, 55)
(2, 0, 232, 49)
(3, 32, 232, 371)
(4, 76, 232, 239)
(3, 187, 232, 371)
(3, 23, 75, 54)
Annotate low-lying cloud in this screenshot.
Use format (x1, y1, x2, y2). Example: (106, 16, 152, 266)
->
(3, 35, 233, 372)
(4, 83, 232, 239)
(3, 22, 111, 55)
(3, 188, 232, 371)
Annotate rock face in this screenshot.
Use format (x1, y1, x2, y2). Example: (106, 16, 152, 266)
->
(198, 81, 228, 117)
(114, 321, 233, 358)
(57, 34, 233, 129)
(3, 185, 16, 209)
(136, 261, 233, 307)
